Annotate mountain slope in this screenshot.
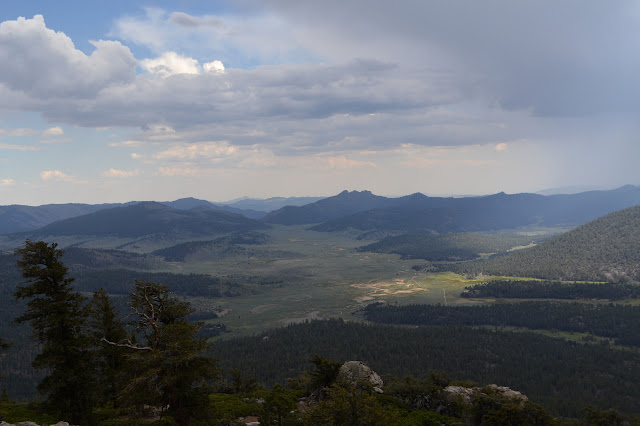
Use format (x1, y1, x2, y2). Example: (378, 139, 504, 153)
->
(447, 205, 640, 282)
(24, 202, 268, 238)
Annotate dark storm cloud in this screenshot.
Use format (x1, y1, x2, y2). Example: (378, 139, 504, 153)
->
(169, 12, 225, 29)
(256, 0, 640, 116)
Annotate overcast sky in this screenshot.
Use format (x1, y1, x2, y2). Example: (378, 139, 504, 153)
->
(0, 1, 638, 205)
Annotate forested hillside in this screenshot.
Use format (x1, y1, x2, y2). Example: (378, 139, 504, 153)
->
(149, 231, 299, 262)
(358, 232, 542, 261)
(441, 205, 640, 281)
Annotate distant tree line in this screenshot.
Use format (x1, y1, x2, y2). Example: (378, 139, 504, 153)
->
(358, 233, 540, 261)
(462, 280, 640, 300)
(361, 301, 640, 347)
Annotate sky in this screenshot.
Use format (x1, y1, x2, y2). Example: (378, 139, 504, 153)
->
(0, 1, 639, 205)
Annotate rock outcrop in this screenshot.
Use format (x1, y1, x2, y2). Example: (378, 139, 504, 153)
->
(338, 361, 384, 393)
(445, 383, 528, 405)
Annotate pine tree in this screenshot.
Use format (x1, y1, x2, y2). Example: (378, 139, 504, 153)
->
(0, 337, 9, 385)
(89, 289, 127, 408)
(14, 240, 96, 425)
(109, 281, 219, 425)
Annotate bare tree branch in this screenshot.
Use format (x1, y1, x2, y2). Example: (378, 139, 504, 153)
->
(101, 337, 153, 352)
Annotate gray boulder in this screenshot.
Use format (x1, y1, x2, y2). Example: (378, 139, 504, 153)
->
(445, 384, 528, 405)
(338, 361, 384, 393)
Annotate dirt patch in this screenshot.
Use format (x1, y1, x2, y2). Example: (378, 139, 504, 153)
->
(351, 280, 431, 302)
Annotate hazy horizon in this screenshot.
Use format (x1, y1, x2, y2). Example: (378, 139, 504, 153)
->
(1, 183, 632, 208)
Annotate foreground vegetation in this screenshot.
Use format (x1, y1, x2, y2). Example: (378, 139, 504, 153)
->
(210, 318, 640, 418)
(0, 240, 593, 425)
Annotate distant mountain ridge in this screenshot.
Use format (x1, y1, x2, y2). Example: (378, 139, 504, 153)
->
(222, 196, 325, 212)
(0, 197, 266, 234)
(0, 203, 125, 234)
(262, 186, 640, 233)
(5, 186, 640, 236)
(263, 190, 436, 225)
(20, 202, 268, 239)
(161, 197, 266, 219)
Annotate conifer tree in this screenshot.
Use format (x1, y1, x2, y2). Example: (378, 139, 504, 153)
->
(0, 338, 9, 382)
(14, 240, 96, 425)
(89, 289, 127, 408)
(109, 281, 219, 425)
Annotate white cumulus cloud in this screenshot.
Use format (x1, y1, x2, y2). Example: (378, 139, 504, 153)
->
(153, 143, 237, 162)
(102, 168, 140, 178)
(0, 178, 15, 186)
(0, 15, 136, 98)
(155, 166, 203, 177)
(203, 60, 225, 74)
(140, 52, 200, 77)
(0, 143, 39, 151)
(43, 126, 64, 136)
(40, 170, 74, 181)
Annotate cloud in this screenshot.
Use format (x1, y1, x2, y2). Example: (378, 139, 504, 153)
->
(155, 166, 203, 177)
(324, 156, 376, 169)
(0, 15, 136, 98)
(255, 0, 640, 117)
(39, 138, 73, 144)
(495, 143, 508, 151)
(0, 126, 62, 137)
(112, 8, 306, 64)
(0, 143, 39, 151)
(43, 126, 64, 136)
(0, 13, 480, 154)
(0, 5, 638, 174)
(203, 60, 225, 74)
(0, 178, 15, 186)
(139, 52, 201, 77)
(152, 142, 237, 162)
(169, 12, 225, 29)
(102, 168, 140, 178)
(40, 170, 75, 181)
